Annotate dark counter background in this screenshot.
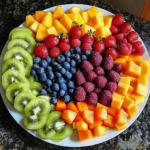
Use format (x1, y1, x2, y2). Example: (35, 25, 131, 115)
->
(0, 0, 150, 149)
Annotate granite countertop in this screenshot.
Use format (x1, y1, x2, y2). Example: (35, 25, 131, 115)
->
(0, 0, 150, 149)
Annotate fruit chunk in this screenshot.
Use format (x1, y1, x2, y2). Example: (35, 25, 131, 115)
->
(80, 11, 89, 24)
(94, 26, 105, 39)
(117, 81, 129, 95)
(128, 55, 141, 65)
(77, 121, 88, 131)
(95, 11, 105, 17)
(73, 113, 83, 122)
(140, 60, 150, 76)
(112, 92, 125, 100)
(127, 105, 138, 119)
(87, 6, 98, 19)
(67, 13, 78, 22)
(137, 75, 147, 86)
(82, 24, 96, 35)
(76, 14, 85, 25)
(118, 55, 128, 61)
(119, 77, 130, 85)
(126, 85, 134, 96)
(114, 58, 127, 70)
(67, 102, 79, 113)
(103, 114, 115, 128)
(76, 101, 88, 112)
(104, 16, 113, 28)
(26, 15, 35, 27)
(87, 104, 96, 111)
(78, 130, 93, 141)
(88, 120, 102, 129)
(107, 107, 117, 117)
(135, 83, 147, 97)
(47, 26, 58, 35)
(115, 123, 127, 130)
(29, 21, 39, 33)
(41, 12, 53, 28)
(94, 107, 107, 120)
(93, 126, 106, 136)
(56, 99, 66, 111)
(69, 6, 82, 13)
(121, 96, 134, 111)
(111, 98, 124, 109)
(97, 103, 108, 110)
(72, 122, 77, 129)
(103, 26, 112, 37)
(35, 11, 47, 22)
(62, 110, 77, 124)
(53, 5, 64, 19)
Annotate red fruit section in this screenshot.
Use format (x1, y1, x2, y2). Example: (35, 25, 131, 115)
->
(34, 45, 48, 58)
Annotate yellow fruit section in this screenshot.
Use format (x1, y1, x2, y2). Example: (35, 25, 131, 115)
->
(104, 16, 113, 28)
(119, 77, 130, 85)
(127, 105, 138, 119)
(77, 121, 88, 131)
(87, 6, 99, 19)
(103, 26, 111, 38)
(137, 75, 148, 86)
(80, 11, 89, 24)
(140, 60, 150, 76)
(94, 26, 105, 39)
(128, 55, 141, 65)
(53, 5, 64, 19)
(118, 55, 128, 61)
(26, 15, 35, 27)
(35, 11, 47, 22)
(129, 93, 144, 105)
(69, 6, 82, 14)
(67, 13, 78, 22)
(82, 24, 96, 36)
(29, 21, 39, 33)
(115, 123, 127, 130)
(72, 122, 77, 129)
(111, 98, 124, 109)
(41, 12, 53, 28)
(93, 126, 106, 136)
(47, 26, 58, 36)
(135, 83, 147, 97)
(121, 96, 134, 111)
(117, 81, 129, 95)
(126, 85, 134, 96)
(114, 58, 127, 70)
(95, 11, 105, 17)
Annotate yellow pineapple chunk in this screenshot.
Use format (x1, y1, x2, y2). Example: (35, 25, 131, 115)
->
(94, 26, 105, 39)
(53, 5, 64, 19)
(82, 24, 96, 36)
(67, 13, 78, 22)
(104, 16, 113, 28)
(103, 25, 112, 37)
(69, 6, 82, 14)
(41, 12, 53, 28)
(87, 6, 98, 19)
(77, 121, 88, 131)
(26, 15, 35, 27)
(47, 26, 58, 36)
(35, 11, 47, 22)
(95, 10, 105, 17)
(29, 21, 39, 33)
(80, 11, 89, 24)
(36, 24, 48, 41)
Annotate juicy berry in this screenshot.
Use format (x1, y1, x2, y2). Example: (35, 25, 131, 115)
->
(95, 67, 105, 76)
(80, 60, 93, 73)
(83, 82, 95, 93)
(57, 55, 65, 63)
(81, 43, 92, 52)
(34, 45, 48, 59)
(104, 49, 118, 60)
(58, 42, 70, 52)
(110, 25, 118, 34)
(40, 73, 47, 81)
(33, 57, 41, 64)
(112, 63, 122, 73)
(92, 40, 105, 54)
(63, 95, 71, 103)
(74, 71, 86, 86)
(118, 43, 131, 56)
(41, 89, 47, 95)
(89, 52, 102, 66)
(95, 76, 107, 88)
(119, 22, 132, 33)
(112, 13, 124, 26)
(115, 33, 124, 40)
(107, 70, 120, 83)
(85, 92, 98, 106)
(71, 39, 81, 48)
(86, 71, 97, 82)
(103, 35, 116, 48)
(101, 55, 114, 70)
(105, 82, 118, 93)
(127, 31, 139, 43)
(40, 60, 48, 68)
(81, 32, 94, 45)
(51, 97, 57, 104)
(94, 88, 102, 95)
(49, 47, 60, 58)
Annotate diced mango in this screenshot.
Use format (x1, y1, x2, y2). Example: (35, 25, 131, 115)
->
(97, 103, 108, 110)
(111, 98, 124, 109)
(78, 130, 93, 141)
(129, 77, 137, 84)
(67, 13, 78, 22)
(126, 85, 134, 96)
(135, 83, 147, 97)
(140, 60, 150, 76)
(29, 21, 39, 33)
(94, 107, 107, 120)
(87, 6, 99, 19)
(118, 54, 128, 61)
(76, 101, 88, 112)
(95, 10, 105, 17)
(129, 93, 144, 105)
(88, 120, 102, 130)
(103, 25, 112, 37)
(103, 114, 115, 128)
(119, 77, 130, 85)
(93, 125, 106, 136)
(26, 15, 35, 27)
(80, 11, 89, 24)
(69, 6, 82, 14)
(121, 96, 134, 111)
(47, 26, 58, 36)
(112, 92, 125, 100)
(94, 26, 105, 39)
(115, 123, 127, 130)
(114, 58, 127, 70)
(137, 75, 148, 86)
(35, 11, 47, 22)
(104, 16, 113, 28)
(53, 5, 64, 19)
(120, 71, 128, 77)
(117, 81, 129, 95)
(107, 107, 117, 117)
(128, 54, 141, 65)
(72, 122, 77, 129)
(127, 105, 138, 119)
(77, 121, 88, 131)
(82, 24, 96, 35)
(41, 12, 53, 28)
(76, 13, 85, 25)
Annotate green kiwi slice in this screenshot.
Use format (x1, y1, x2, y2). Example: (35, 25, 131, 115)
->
(2, 58, 25, 75)
(9, 27, 34, 41)
(3, 47, 33, 70)
(6, 82, 30, 104)
(2, 69, 29, 90)
(25, 70, 35, 83)
(11, 31, 36, 53)
(22, 97, 51, 130)
(30, 82, 42, 96)
(14, 91, 36, 113)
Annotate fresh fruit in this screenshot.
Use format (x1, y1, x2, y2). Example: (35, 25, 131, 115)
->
(85, 92, 98, 105)
(69, 6, 82, 14)
(95, 66, 105, 76)
(81, 43, 92, 52)
(104, 49, 118, 60)
(76, 101, 88, 112)
(76, 121, 88, 131)
(94, 107, 107, 120)
(127, 31, 139, 43)
(104, 16, 113, 28)
(93, 125, 106, 136)
(101, 55, 114, 70)
(70, 39, 81, 48)
(110, 25, 118, 34)
(112, 13, 124, 26)
(107, 70, 120, 83)
(103, 114, 115, 128)
(34, 45, 48, 59)
(66, 102, 79, 113)
(92, 39, 105, 54)
(83, 82, 95, 93)
(53, 5, 64, 19)
(59, 33, 70, 44)
(126, 105, 138, 119)
(115, 33, 124, 40)
(132, 41, 145, 55)
(26, 15, 35, 27)
(58, 42, 70, 52)
(103, 35, 116, 48)
(86, 71, 97, 82)
(78, 130, 93, 141)
(87, 6, 98, 19)
(94, 26, 105, 39)
(74, 71, 86, 85)
(105, 82, 118, 93)
(30, 82, 42, 96)
(119, 22, 132, 33)
(41, 12, 53, 28)
(49, 47, 60, 58)
(89, 52, 102, 66)
(29, 21, 39, 33)
(35, 11, 47, 22)
(80, 60, 93, 73)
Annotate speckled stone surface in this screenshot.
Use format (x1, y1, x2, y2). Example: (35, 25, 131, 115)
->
(0, 0, 150, 149)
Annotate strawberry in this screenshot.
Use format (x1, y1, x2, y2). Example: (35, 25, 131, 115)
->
(69, 21, 83, 40)
(119, 22, 132, 33)
(59, 33, 70, 44)
(44, 34, 59, 48)
(92, 38, 105, 54)
(115, 33, 124, 40)
(71, 39, 81, 48)
(104, 49, 118, 60)
(126, 43, 132, 53)
(103, 35, 116, 48)
(34, 45, 48, 59)
(58, 42, 71, 52)
(49, 47, 60, 58)
(127, 31, 139, 43)
(118, 43, 131, 56)
(112, 13, 124, 26)
(118, 38, 127, 45)
(123, 33, 128, 38)
(110, 25, 118, 34)
(81, 43, 92, 52)
(132, 41, 145, 55)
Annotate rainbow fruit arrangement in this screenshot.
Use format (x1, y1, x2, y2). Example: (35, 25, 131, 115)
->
(2, 5, 150, 142)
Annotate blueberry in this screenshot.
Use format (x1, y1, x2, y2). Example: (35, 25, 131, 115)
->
(70, 59, 76, 67)
(63, 95, 71, 103)
(51, 97, 57, 104)
(34, 57, 41, 64)
(59, 90, 65, 97)
(70, 68, 76, 74)
(63, 79, 67, 83)
(46, 56, 51, 63)
(75, 47, 81, 54)
(68, 81, 75, 88)
(56, 77, 64, 84)
(65, 71, 72, 79)
(37, 67, 44, 74)
(63, 62, 70, 69)
(60, 67, 66, 74)
(52, 83, 60, 91)
(40, 73, 47, 81)
(46, 79, 52, 86)
(41, 89, 47, 95)
(66, 57, 70, 63)
(34, 75, 39, 82)
(85, 51, 91, 56)
(30, 69, 36, 76)
(42, 83, 47, 89)
(57, 55, 65, 63)
(47, 66, 52, 71)
(68, 89, 75, 95)
(77, 59, 82, 64)
(47, 71, 54, 79)
(70, 48, 74, 54)
(55, 72, 62, 78)
(64, 51, 71, 57)
(33, 64, 39, 69)
(47, 87, 52, 93)
(75, 54, 80, 60)
(51, 58, 55, 63)
(40, 60, 48, 68)
(52, 62, 58, 66)
(55, 64, 62, 70)
(81, 55, 87, 60)
(60, 83, 67, 90)
(71, 53, 75, 57)
(52, 91, 57, 97)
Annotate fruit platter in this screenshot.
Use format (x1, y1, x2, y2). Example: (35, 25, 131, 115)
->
(0, 4, 150, 147)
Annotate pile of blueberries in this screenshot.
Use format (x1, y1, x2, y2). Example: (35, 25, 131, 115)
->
(30, 47, 92, 104)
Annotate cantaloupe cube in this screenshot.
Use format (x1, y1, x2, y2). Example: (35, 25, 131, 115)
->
(121, 96, 134, 111)
(88, 120, 102, 130)
(129, 93, 144, 105)
(76, 13, 85, 25)
(94, 107, 107, 120)
(94, 26, 105, 39)
(128, 54, 141, 65)
(117, 81, 130, 95)
(104, 16, 113, 28)
(35, 11, 47, 22)
(95, 10, 105, 17)
(126, 85, 134, 96)
(53, 5, 64, 19)
(72, 122, 77, 129)
(127, 105, 138, 119)
(135, 83, 147, 97)
(118, 54, 128, 61)
(69, 6, 82, 14)
(67, 13, 78, 22)
(82, 24, 96, 35)
(129, 77, 137, 84)
(103, 25, 112, 37)
(78, 130, 93, 141)
(140, 60, 150, 76)
(112, 92, 125, 100)
(93, 125, 106, 136)
(77, 121, 88, 131)
(119, 77, 130, 85)
(87, 6, 99, 19)
(120, 71, 128, 77)
(80, 11, 89, 24)
(137, 75, 147, 86)
(41, 12, 53, 28)
(114, 58, 127, 70)
(111, 98, 124, 109)
(36, 24, 49, 41)
(125, 61, 141, 77)
(53, 19, 68, 34)
(103, 114, 115, 128)
(97, 103, 108, 110)
(47, 26, 58, 35)
(26, 15, 35, 27)
(87, 16, 104, 29)
(29, 21, 39, 33)
(115, 123, 127, 130)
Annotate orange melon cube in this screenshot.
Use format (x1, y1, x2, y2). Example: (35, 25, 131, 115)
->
(87, 104, 96, 111)
(117, 81, 129, 95)
(73, 113, 83, 122)
(115, 123, 127, 130)
(41, 12, 53, 28)
(87, 6, 99, 19)
(53, 5, 64, 19)
(137, 75, 148, 86)
(67, 13, 78, 22)
(97, 103, 108, 110)
(29, 21, 39, 33)
(93, 125, 106, 136)
(135, 83, 147, 97)
(76, 101, 88, 112)
(104, 16, 113, 28)
(69, 6, 82, 14)
(121, 96, 134, 111)
(107, 107, 117, 117)
(53, 19, 68, 34)
(47, 26, 58, 36)
(76, 13, 85, 25)
(95, 10, 105, 17)
(88, 120, 102, 130)
(111, 98, 124, 109)
(118, 54, 128, 61)
(77, 121, 88, 131)
(128, 54, 141, 65)
(120, 71, 128, 77)
(94, 107, 107, 120)
(78, 130, 93, 141)
(127, 105, 138, 119)
(72, 122, 77, 129)
(119, 77, 130, 85)
(103, 114, 115, 128)
(80, 11, 89, 24)
(140, 60, 150, 76)
(114, 58, 127, 70)
(129, 77, 137, 84)
(82, 24, 96, 35)
(103, 25, 112, 37)
(126, 85, 134, 96)
(112, 92, 125, 100)
(35, 11, 47, 22)
(26, 14, 35, 27)
(94, 26, 105, 39)
(125, 61, 141, 77)
(66, 102, 79, 113)
(55, 99, 66, 111)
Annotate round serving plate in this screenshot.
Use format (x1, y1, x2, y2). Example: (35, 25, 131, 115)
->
(0, 4, 150, 147)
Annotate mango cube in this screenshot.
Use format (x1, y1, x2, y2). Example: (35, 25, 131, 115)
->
(129, 77, 137, 84)
(72, 122, 77, 129)
(80, 11, 89, 24)
(135, 83, 147, 97)
(41, 12, 53, 28)
(36, 24, 48, 41)
(112, 92, 125, 100)
(127, 105, 138, 119)
(128, 54, 141, 65)
(115, 123, 127, 130)
(78, 130, 93, 141)
(119, 77, 130, 85)
(67, 13, 78, 22)
(29, 21, 39, 33)
(104, 16, 113, 28)
(82, 24, 96, 35)
(94, 26, 105, 39)
(111, 98, 124, 109)
(26, 15, 35, 27)
(118, 54, 128, 61)
(69, 6, 82, 14)
(140, 60, 150, 76)
(103, 25, 112, 37)
(94, 107, 107, 120)
(76, 13, 85, 25)
(53, 5, 64, 19)
(87, 6, 99, 19)
(126, 85, 134, 96)
(88, 120, 102, 130)
(137, 75, 148, 86)
(114, 58, 127, 70)
(77, 121, 88, 131)
(47, 26, 58, 36)
(97, 103, 108, 110)
(95, 10, 105, 17)
(93, 125, 106, 136)
(117, 82, 129, 95)
(35, 11, 47, 22)
(121, 96, 134, 111)
(129, 93, 144, 105)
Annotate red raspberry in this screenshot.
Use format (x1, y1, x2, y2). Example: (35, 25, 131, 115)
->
(104, 49, 118, 60)
(81, 43, 92, 52)
(74, 71, 86, 86)
(70, 39, 81, 48)
(112, 13, 124, 26)
(107, 70, 120, 83)
(103, 35, 116, 48)
(132, 41, 145, 55)
(73, 86, 86, 102)
(105, 82, 118, 93)
(132, 41, 142, 49)
(94, 88, 102, 95)
(118, 38, 127, 45)
(119, 22, 132, 33)
(95, 76, 107, 88)
(126, 43, 132, 53)
(115, 33, 124, 40)
(99, 90, 112, 107)
(118, 43, 131, 56)
(127, 31, 139, 43)
(80, 60, 93, 73)
(89, 52, 102, 66)
(110, 25, 118, 34)
(83, 82, 95, 93)
(92, 40, 105, 54)
(44, 34, 59, 48)
(85, 92, 98, 106)
(112, 63, 122, 73)
(101, 55, 114, 70)
(49, 47, 60, 58)
(86, 71, 97, 82)
(34, 45, 48, 59)
(123, 33, 128, 38)
(95, 67, 105, 76)
(58, 42, 71, 52)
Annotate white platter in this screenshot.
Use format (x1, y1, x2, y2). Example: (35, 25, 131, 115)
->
(0, 4, 150, 147)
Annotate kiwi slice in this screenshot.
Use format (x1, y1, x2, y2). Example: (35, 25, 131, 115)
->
(3, 47, 33, 70)
(9, 27, 34, 41)
(2, 58, 25, 75)
(37, 111, 62, 139)
(25, 70, 35, 83)
(11, 31, 36, 53)
(14, 91, 36, 113)
(30, 82, 42, 96)
(22, 97, 51, 130)
(2, 69, 29, 90)
(6, 82, 29, 104)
